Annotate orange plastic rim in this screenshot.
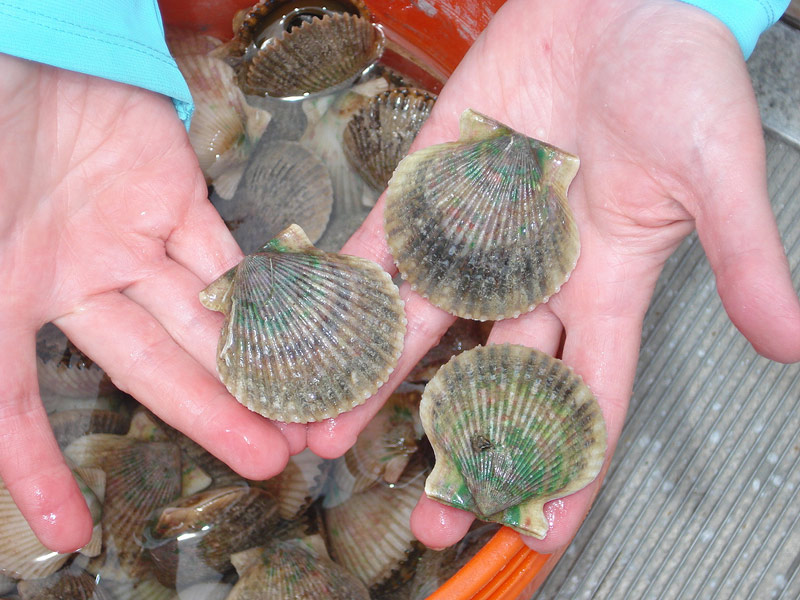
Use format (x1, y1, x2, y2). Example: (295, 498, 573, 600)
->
(157, 1, 551, 598)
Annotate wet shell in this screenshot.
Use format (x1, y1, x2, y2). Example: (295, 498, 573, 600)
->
(17, 566, 114, 600)
(144, 485, 280, 589)
(48, 408, 131, 449)
(262, 448, 331, 519)
(421, 344, 607, 539)
(242, 13, 384, 98)
(324, 458, 427, 590)
(343, 87, 436, 192)
(64, 434, 182, 579)
(175, 51, 271, 199)
(227, 536, 369, 600)
(214, 140, 333, 254)
(384, 108, 581, 320)
(35, 323, 112, 398)
(199, 224, 406, 423)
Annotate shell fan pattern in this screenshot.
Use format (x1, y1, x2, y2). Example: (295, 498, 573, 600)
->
(384, 108, 581, 320)
(200, 224, 406, 423)
(420, 344, 607, 539)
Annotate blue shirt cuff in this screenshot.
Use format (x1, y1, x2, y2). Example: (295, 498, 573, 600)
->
(0, 0, 194, 129)
(675, 0, 790, 58)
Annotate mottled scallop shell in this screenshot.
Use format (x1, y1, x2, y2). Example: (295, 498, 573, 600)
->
(324, 458, 427, 590)
(214, 140, 334, 254)
(421, 344, 607, 539)
(36, 323, 113, 398)
(242, 12, 384, 98)
(343, 87, 436, 191)
(228, 536, 369, 600)
(199, 224, 406, 423)
(385, 108, 581, 320)
(144, 485, 280, 589)
(175, 51, 271, 199)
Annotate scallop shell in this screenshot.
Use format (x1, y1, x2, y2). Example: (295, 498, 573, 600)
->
(48, 408, 131, 449)
(199, 224, 406, 423)
(0, 469, 103, 579)
(17, 566, 115, 600)
(175, 51, 271, 199)
(242, 13, 384, 98)
(261, 448, 331, 519)
(144, 485, 280, 589)
(421, 344, 607, 539)
(343, 87, 436, 192)
(385, 108, 581, 320)
(227, 536, 369, 600)
(35, 323, 113, 398)
(214, 140, 334, 254)
(323, 458, 427, 590)
(64, 434, 182, 579)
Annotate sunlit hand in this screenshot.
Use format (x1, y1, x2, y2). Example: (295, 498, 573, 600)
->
(0, 54, 307, 553)
(308, 0, 800, 553)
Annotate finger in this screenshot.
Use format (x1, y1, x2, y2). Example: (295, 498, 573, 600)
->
(306, 284, 456, 457)
(56, 292, 290, 480)
(340, 194, 397, 273)
(690, 102, 800, 363)
(0, 323, 93, 553)
(410, 493, 475, 550)
(165, 192, 245, 284)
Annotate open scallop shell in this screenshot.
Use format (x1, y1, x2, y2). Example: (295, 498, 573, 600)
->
(421, 344, 607, 539)
(199, 224, 406, 423)
(214, 140, 333, 254)
(228, 536, 369, 600)
(343, 87, 436, 192)
(385, 108, 581, 320)
(242, 12, 384, 98)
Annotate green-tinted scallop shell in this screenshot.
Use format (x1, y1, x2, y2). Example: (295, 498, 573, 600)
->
(199, 224, 406, 423)
(384, 108, 580, 320)
(420, 344, 606, 539)
(343, 87, 436, 192)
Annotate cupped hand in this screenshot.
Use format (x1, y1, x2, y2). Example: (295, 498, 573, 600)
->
(308, 0, 800, 553)
(0, 55, 306, 553)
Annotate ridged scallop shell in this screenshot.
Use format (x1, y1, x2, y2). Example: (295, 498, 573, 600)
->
(199, 224, 406, 423)
(324, 458, 427, 590)
(214, 140, 333, 254)
(0, 469, 103, 579)
(385, 108, 581, 320)
(228, 536, 369, 600)
(262, 448, 331, 519)
(64, 434, 182, 578)
(17, 566, 115, 600)
(175, 51, 271, 200)
(48, 408, 131, 449)
(343, 87, 436, 191)
(35, 323, 113, 398)
(242, 13, 384, 98)
(421, 344, 607, 539)
(144, 485, 280, 589)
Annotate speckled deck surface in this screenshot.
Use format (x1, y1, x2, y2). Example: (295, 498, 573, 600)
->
(535, 21, 800, 600)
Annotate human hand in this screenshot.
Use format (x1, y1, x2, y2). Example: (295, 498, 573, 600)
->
(308, 0, 800, 554)
(0, 54, 307, 553)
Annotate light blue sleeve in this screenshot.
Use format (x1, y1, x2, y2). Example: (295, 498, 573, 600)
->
(675, 0, 790, 58)
(0, 0, 193, 128)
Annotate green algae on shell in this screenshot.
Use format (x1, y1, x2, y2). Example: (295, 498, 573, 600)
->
(384, 108, 580, 320)
(420, 344, 606, 539)
(200, 224, 406, 423)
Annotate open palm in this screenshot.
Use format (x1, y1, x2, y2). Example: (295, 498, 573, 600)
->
(313, 0, 800, 553)
(0, 55, 301, 553)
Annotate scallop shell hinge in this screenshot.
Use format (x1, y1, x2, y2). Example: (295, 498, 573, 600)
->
(200, 224, 406, 423)
(420, 344, 606, 539)
(385, 108, 581, 321)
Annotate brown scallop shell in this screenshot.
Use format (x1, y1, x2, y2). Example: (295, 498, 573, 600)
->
(199, 224, 406, 423)
(343, 87, 436, 191)
(17, 565, 115, 600)
(35, 323, 113, 398)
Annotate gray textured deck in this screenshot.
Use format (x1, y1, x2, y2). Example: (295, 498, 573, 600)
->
(535, 21, 800, 600)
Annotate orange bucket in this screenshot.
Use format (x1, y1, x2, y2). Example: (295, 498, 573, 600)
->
(158, 1, 555, 597)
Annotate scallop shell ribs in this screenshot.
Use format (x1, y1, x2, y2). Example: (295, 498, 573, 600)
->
(420, 344, 606, 539)
(200, 224, 406, 423)
(385, 108, 580, 320)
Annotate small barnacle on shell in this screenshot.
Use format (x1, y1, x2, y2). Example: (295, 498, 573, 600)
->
(384, 108, 581, 321)
(199, 224, 406, 423)
(420, 344, 606, 539)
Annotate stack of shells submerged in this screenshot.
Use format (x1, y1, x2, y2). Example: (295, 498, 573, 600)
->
(0, 1, 608, 598)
